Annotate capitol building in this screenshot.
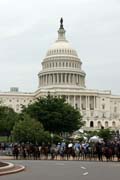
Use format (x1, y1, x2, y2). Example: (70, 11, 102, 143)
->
(0, 19, 120, 131)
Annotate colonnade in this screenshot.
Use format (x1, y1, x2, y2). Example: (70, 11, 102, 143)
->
(66, 95, 97, 110)
(39, 73, 85, 87)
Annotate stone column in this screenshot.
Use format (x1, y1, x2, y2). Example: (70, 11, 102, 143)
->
(53, 74, 55, 84)
(43, 75, 45, 85)
(63, 73, 65, 84)
(51, 74, 53, 85)
(50, 74, 52, 85)
(42, 75, 44, 86)
(87, 96, 89, 109)
(86, 96, 87, 110)
(47, 75, 49, 85)
(66, 74, 68, 84)
(47, 74, 49, 85)
(81, 77, 83, 86)
(57, 73, 59, 84)
(39, 76, 40, 87)
(44, 75, 46, 86)
(45, 75, 47, 85)
(49, 74, 51, 85)
(95, 97, 98, 109)
(44, 75, 46, 85)
(55, 74, 57, 84)
(77, 75, 79, 85)
(95, 96, 97, 108)
(67, 95, 69, 104)
(42, 75, 43, 86)
(74, 74, 76, 84)
(43, 75, 45, 86)
(74, 96, 76, 108)
(59, 73, 61, 84)
(65, 73, 67, 84)
(79, 76, 81, 86)
(44, 75, 45, 86)
(80, 96, 81, 110)
(78, 75, 80, 85)
(71, 74, 73, 84)
(94, 96, 95, 110)
(61, 73, 62, 84)
(68, 74, 71, 84)
(41, 76, 43, 86)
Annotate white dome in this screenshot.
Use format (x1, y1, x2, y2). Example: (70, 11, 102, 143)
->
(50, 41, 72, 50)
(45, 21, 78, 57)
(46, 40, 78, 57)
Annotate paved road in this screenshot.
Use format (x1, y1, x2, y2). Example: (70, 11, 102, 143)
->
(0, 160, 120, 180)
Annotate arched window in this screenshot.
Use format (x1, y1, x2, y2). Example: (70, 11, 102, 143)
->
(112, 121, 116, 128)
(90, 121, 94, 127)
(75, 103, 78, 109)
(98, 121, 101, 128)
(105, 121, 108, 128)
(16, 104, 19, 111)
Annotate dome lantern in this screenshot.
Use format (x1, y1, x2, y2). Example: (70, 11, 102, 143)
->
(57, 18, 67, 42)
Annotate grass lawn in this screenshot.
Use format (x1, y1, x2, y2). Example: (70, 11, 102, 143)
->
(0, 136, 7, 142)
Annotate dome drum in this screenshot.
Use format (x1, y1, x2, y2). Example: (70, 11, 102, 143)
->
(46, 46, 78, 57)
(42, 61, 82, 70)
(38, 72, 85, 89)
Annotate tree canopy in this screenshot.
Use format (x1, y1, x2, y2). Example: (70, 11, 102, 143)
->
(22, 95, 83, 133)
(0, 106, 18, 137)
(97, 128, 112, 141)
(12, 114, 51, 144)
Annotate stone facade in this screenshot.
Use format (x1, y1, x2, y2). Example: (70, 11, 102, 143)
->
(0, 19, 120, 131)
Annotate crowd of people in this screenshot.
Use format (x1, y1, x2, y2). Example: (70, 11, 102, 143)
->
(0, 140, 120, 161)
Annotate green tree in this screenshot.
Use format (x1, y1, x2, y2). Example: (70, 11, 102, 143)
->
(22, 95, 83, 134)
(85, 130, 98, 139)
(0, 106, 18, 137)
(12, 114, 50, 144)
(98, 128, 112, 141)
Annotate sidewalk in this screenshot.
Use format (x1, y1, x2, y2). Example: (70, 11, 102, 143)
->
(0, 156, 14, 160)
(0, 155, 119, 162)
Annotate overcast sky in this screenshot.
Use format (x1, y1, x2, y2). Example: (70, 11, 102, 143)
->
(0, 0, 120, 94)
